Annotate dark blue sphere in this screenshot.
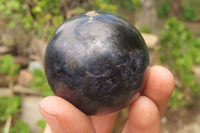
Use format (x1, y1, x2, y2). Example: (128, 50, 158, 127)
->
(44, 11, 149, 115)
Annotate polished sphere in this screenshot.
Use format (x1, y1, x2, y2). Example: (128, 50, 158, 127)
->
(44, 11, 149, 115)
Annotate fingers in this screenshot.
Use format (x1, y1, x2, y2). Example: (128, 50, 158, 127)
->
(39, 96, 95, 133)
(142, 66, 175, 116)
(122, 96, 160, 133)
(40, 66, 174, 133)
(89, 113, 117, 133)
(44, 124, 52, 133)
(122, 66, 174, 133)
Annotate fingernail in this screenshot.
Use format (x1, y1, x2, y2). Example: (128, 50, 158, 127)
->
(40, 108, 63, 133)
(40, 98, 66, 133)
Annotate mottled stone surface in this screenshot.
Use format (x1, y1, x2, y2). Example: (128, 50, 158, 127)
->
(45, 11, 149, 115)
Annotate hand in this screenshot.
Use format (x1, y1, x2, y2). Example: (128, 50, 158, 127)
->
(39, 66, 174, 133)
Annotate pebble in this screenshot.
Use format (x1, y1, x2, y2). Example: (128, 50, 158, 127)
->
(161, 116, 168, 124)
(0, 46, 10, 54)
(28, 61, 43, 72)
(21, 96, 43, 133)
(141, 33, 159, 49)
(18, 69, 33, 87)
(0, 88, 12, 96)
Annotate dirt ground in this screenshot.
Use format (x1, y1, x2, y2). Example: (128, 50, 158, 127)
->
(161, 104, 200, 133)
(112, 103, 200, 133)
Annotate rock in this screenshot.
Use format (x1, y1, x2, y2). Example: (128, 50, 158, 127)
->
(1, 34, 14, 47)
(30, 38, 47, 62)
(141, 33, 159, 49)
(18, 69, 33, 87)
(0, 88, 12, 96)
(161, 116, 168, 124)
(28, 61, 43, 72)
(0, 74, 11, 87)
(14, 56, 30, 67)
(13, 85, 41, 96)
(0, 46, 10, 54)
(21, 96, 43, 133)
(192, 65, 200, 79)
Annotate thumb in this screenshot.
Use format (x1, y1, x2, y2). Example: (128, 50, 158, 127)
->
(39, 96, 95, 133)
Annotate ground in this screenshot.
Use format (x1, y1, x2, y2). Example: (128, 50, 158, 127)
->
(112, 103, 200, 133)
(161, 104, 200, 133)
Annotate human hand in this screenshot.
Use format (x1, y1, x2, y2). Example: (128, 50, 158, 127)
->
(39, 66, 174, 133)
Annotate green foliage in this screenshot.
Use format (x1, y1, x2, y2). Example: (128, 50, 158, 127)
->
(0, 0, 31, 30)
(160, 17, 200, 105)
(182, 0, 200, 17)
(182, 6, 198, 21)
(1, 119, 30, 133)
(9, 119, 30, 133)
(32, 0, 60, 14)
(131, 0, 141, 10)
(29, 69, 53, 97)
(124, 1, 134, 11)
(75, 8, 84, 14)
(157, 0, 171, 18)
(37, 119, 46, 130)
(0, 96, 21, 121)
(123, 0, 141, 11)
(0, 0, 64, 56)
(31, 0, 63, 31)
(169, 89, 186, 106)
(0, 54, 21, 78)
(94, 0, 141, 12)
(139, 26, 152, 33)
(157, 0, 200, 20)
(0, 0, 63, 30)
(95, 0, 118, 13)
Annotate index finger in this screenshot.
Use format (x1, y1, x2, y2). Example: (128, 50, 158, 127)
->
(142, 66, 175, 116)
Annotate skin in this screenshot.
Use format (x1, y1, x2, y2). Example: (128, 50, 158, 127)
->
(39, 66, 175, 133)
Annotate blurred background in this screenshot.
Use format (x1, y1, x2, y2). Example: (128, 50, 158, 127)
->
(0, 0, 199, 133)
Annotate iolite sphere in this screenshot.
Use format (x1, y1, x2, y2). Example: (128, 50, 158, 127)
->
(44, 11, 149, 115)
